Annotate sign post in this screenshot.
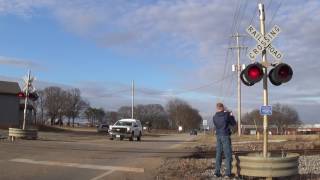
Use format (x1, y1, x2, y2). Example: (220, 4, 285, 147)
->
(22, 70, 36, 130)
(246, 3, 285, 158)
(203, 120, 208, 134)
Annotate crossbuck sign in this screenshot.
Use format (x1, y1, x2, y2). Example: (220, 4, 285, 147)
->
(246, 25, 283, 61)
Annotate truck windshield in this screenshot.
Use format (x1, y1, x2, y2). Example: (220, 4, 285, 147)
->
(115, 121, 132, 126)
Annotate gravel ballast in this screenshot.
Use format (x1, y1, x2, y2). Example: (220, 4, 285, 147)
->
(157, 155, 320, 179)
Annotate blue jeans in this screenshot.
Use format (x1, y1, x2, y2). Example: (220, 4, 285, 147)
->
(214, 135, 232, 176)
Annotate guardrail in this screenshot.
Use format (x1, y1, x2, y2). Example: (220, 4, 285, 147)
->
(233, 152, 299, 178)
(8, 128, 38, 141)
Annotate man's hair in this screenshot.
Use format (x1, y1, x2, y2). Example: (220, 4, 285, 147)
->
(216, 102, 224, 111)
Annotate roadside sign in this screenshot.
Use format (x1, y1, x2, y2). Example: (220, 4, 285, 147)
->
(247, 24, 283, 61)
(203, 120, 207, 126)
(260, 105, 272, 116)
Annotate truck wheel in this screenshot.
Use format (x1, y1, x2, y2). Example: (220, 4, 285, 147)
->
(137, 132, 142, 141)
(110, 137, 114, 140)
(129, 132, 134, 141)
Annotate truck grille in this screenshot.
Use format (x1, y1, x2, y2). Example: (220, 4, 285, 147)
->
(111, 127, 127, 134)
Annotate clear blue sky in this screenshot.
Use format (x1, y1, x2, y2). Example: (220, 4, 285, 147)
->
(0, 14, 194, 88)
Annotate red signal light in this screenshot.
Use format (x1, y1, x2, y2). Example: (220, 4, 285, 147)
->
(240, 63, 264, 86)
(17, 92, 25, 98)
(248, 66, 262, 80)
(269, 63, 293, 86)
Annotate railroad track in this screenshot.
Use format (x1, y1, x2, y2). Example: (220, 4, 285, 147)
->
(191, 148, 320, 158)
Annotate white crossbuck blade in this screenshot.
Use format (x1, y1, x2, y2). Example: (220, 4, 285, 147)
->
(246, 25, 283, 61)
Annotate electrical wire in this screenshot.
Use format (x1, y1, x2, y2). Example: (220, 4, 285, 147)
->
(219, 0, 243, 99)
(267, 0, 284, 28)
(100, 88, 131, 98)
(234, 0, 249, 34)
(136, 73, 235, 97)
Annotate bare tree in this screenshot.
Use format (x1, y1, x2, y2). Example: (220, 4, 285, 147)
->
(242, 110, 263, 126)
(64, 88, 88, 127)
(34, 90, 45, 125)
(135, 104, 169, 129)
(242, 104, 301, 134)
(43, 87, 66, 125)
(85, 107, 106, 126)
(166, 98, 187, 129)
(269, 103, 301, 134)
(105, 111, 118, 124)
(166, 98, 202, 130)
(117, 106, 132, 119)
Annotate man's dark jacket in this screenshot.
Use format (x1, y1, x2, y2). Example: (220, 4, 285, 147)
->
(213, 111, 236, 136)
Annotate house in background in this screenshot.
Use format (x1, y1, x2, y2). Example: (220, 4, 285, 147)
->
(0, 81, 21, 128)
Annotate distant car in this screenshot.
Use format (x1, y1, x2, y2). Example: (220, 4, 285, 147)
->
(96, 124, 109, 134)
(190, 129, 198, 135)
(109, 119, 142, 141)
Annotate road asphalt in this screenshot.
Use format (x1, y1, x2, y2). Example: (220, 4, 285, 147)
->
(0, 131, 197, 180)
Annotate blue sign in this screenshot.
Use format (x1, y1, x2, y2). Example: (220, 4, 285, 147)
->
(260, 105, 272, 115)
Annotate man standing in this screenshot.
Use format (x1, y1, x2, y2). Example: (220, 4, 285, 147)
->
(213, 103, 236, 178)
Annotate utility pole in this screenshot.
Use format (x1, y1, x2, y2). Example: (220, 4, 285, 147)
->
(258, 3, 269, 158)
(131, 80, 135, 119)
(230, 33, 247, 136)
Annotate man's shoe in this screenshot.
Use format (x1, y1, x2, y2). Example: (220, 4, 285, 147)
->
(223, 175, 232, 179)
(213, 173, 221, 177)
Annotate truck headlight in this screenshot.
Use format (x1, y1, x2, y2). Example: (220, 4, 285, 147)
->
(127, 127, 130, 132)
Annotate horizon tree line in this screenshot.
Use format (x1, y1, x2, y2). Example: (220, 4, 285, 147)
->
(33, 86, 203, 130)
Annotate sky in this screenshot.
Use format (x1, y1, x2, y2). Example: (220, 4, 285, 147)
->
(0, 0, 319, 124)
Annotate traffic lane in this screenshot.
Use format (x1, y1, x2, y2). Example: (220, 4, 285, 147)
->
(0, 133, 197, 179)
(0, 160, 103, 180)
(0, 133, 196, 159)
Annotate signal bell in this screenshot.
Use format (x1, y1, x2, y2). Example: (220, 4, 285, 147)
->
(269, 63, 293, 86)
(240, 63, 264, 86)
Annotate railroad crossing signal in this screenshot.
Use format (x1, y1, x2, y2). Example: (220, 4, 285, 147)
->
(269, 63, 293, 86)
(17, 92, 39, 101)
(246, 25, 283, 61)
(240, 63, 264, 86)
(21, 71, 38, 101)
(23, 75, 36, 92)
(240, 62, 293, 86)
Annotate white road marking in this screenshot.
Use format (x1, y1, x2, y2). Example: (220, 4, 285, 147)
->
(90, 170, 115, 180)
(10, 159, 144, 173)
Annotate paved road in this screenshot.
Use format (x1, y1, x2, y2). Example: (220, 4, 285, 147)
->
(0, 131, 197, 180)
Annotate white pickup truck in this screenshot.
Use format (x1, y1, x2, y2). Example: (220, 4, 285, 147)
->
(109, 119, 142, 141)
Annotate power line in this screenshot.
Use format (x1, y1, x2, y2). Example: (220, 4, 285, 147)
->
(234, 0, 249, 34)
(218, 49, 231, 98)
(267, 0, 284, 28)
(220, 0, 251, 100)
(99, 88, 131, 98)
(220, 0, 243, 95)
(136, 73, 234, 97)
(171, 73, 234, 95)
(242, 1, 260, 53)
